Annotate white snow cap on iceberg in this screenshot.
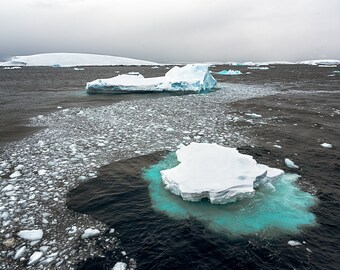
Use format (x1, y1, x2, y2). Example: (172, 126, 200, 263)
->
(160, 143, 284, 204)
(86, 64, 217, 93)
(0, 53, 157, 67)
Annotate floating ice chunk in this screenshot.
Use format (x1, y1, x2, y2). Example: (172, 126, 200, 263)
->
(14, 246, 26, 259)
(14, 164, 24, 171)
(247, 66, 269, 70)
(73, 67, 85, 71)
(10, 171, 22, 178)
(320, 143, 332, 148)
(288, 240, 302, 246)
(3, 66, 21, 70)
(28, 251, 43, 265)
(2, 184, 14, 192)
(160, 143, 284, 204)
(86, 64, 217, 93)
(245, 113, 262, 118)
(81, 228, 100, 239)
(38, 169, 47, 176)
(273, 144, 282, 149)
(216, 69, 242, 75)
(113, 262, 127, 270)
(284, 158, 299, 169)
(17, 229, 43, 241)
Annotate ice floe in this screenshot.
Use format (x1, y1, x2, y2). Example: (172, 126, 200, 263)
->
(285, 158, 299, 169)
(320, 143, 332, 148)
(247, 66, 269, 70)
(288, 240, 302, 246)
(113, 261, 127, 270)
(216, 69, 242, 75)
(86, 64, 216, 93)
(0, 53, 157, 67)
(17, 229, 43, 241)
(81, 228, 100, 239)
(160, 143, 283, 204)
(3, 66, 22, 70)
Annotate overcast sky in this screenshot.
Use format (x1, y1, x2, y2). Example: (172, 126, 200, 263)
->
(1, 0, 339, 63)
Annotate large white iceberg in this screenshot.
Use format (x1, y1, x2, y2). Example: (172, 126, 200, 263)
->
(86, 64, 217, 93)
(160, 143, 283, 204)
(0, 53, 157, 67)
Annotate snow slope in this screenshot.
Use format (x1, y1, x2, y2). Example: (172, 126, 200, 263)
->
(0, 53, 157, 67)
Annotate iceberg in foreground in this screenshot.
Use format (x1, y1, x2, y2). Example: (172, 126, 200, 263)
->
(160, 143, 283, 204)
(0, 53, 157, 67)
(86, 64, 217, 93)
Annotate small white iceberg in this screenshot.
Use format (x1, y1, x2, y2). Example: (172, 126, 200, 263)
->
(3, 66, 21, 70)
(160, 143, 283, 204)
(81, 228, 100, 239)
(17, 229, 43, 241)
(284, 158, 299, 169)
(86, 64, 217, 93)
(245, 113, 262, 118)
(320, 143, 333, 148)
(216, 69, 242, 75)
(288, 240, 302, 246)
(247, 66, 269, 70)
(73, 67, 85, 71)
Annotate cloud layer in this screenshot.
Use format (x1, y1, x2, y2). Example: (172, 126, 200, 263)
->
(1, 0, 339, 62)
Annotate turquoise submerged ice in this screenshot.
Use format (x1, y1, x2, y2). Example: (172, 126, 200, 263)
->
(143, 152, 317, 235)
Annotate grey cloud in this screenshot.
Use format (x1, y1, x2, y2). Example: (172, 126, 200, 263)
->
(0, 0, 339, 62)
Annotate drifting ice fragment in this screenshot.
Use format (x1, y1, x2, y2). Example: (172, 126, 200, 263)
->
(81, 228, 100, 239)
(216, 69, 242, 75)
(288, 240, 302, 246)
(113, 262, 127, 270)
(160, 143, 283, 204)
(245, 113, 262, 118)
(284, 158, 299, 169)
(320, 143, 332, 148)
(86, 64, 217, 93)
(17, 229, 43, 241)
(28, 251, 43, 265)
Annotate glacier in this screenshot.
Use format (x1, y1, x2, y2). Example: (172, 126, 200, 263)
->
(0, 53, 157, 67)
(160, 143, 283, 204)
(86, 64, 217, 93)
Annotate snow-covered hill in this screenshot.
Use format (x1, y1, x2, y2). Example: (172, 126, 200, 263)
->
(0, 53, 157, 67)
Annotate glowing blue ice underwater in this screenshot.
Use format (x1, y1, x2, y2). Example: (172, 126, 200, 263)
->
(143, 152, 317, 235)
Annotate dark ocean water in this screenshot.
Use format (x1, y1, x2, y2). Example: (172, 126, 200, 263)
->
(1, 65, 339, 269)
